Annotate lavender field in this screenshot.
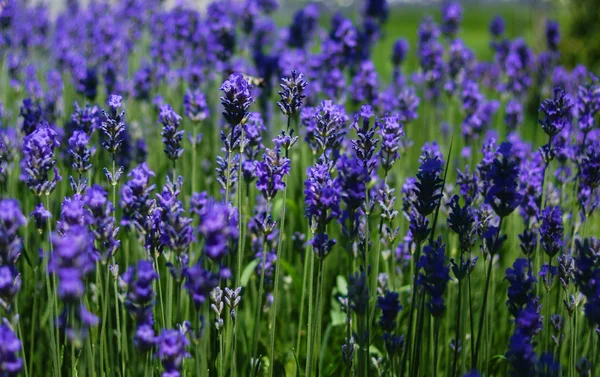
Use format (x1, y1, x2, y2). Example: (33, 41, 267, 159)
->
(0, 0, 598, 376)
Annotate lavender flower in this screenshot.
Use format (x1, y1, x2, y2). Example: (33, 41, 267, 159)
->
(0, 323, 23, 376)
(377, 290, 401, 332)
(185, 263, 219, 310)
(0, 200, 26, 266)
(84, 185, 120, 260)
(159, 104, 184, 161)
(545, 20, 560, 52)
(157, 329, 190, 377)
(220, 73, 253, 127)
(392, 38, 409, 67)
(418, 238, 451, 317)
(305, 162, 341, 231)
(505, 258, 537, 316)
(183, 89, 210, 123)
(255, 147, 291, 201)
(21, 124, 61, 197)
(539, 206, 564, 259)
(505, 99, 523, 133)
(538, 87, 573, 139)
(197, 200, 238, 263)
(485, 142, 522, 218)
(100, 94, 126, 155)
(19, 98, 43, 136)
(156, 176, 193, 256)
(441, 1, 462, 39)
(121, 260, 157, 350)
(413, 153, 444, 217)
(489, 16, 505, 38)
(277, 70, 307, 118)
(378, 115, 403, 173)
(50, 226, 98, 345)
(120, 162, 156, 234)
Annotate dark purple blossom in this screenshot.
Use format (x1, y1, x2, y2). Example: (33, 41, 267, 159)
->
(254, 147, 290, 201)
(545, 20, 560, 52)
(197, 200, 238, 262)
(220, 73, 253, 127)
(539, 87, 573, 139)
(19, 98, 44, 136)
(418, 238, 450, 317)
(157, 329, 189, 377)
(539, 206, 563, 259)
(0, 199, 25, 266)
(489, 16, 505, 38)
(156, 176, 193, 256)
(377, 290, 401, 332)
(277, 71, 307, 118)
(0, 323, 23, 376)
(185, 263, 219, 310)
(21, 124, 62, 197)
(84, 185, 120, 260)
(505, 258, 537, 316)
(100, 94, 126, 155)
(485, 142, 522, 218)
(159, 104, 184, 161)
(183, 89, 210, 123)
(441, 1, 462, 38)
(120, 162, 156, 234)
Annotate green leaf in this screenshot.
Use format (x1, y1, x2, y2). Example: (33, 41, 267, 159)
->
(336, 275, 348, 296)
(241, 260, 259, 287)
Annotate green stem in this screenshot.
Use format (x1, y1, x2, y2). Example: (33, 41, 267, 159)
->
(296, 225, 311, 356)
(306, 258, 323, 377)
(305, 248, 316, 377)
(472, 256, 495, 370)
(44, 195, 60, 377)
(251, 227, 270, 375)
(267, 176, 288, 377)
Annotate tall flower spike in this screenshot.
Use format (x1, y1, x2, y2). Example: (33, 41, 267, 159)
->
(185, 263, 220, 310)
(183, 89, 210, 123)
(414, 152, 444, 217)
(538, 87, 573, 139)
(197, 200, 239, 263)
(418, 238, 451, 317)
(84, 185, 120, 260)
(351, 105, 379, 177)
(378, 115, 403, 173)
(485, 142, 522, 218)
(505, 258, 537, 317)
(0, 323, 23, 376)
(100, 94, 126, 155)
(0, 200, 26, 266)
(539, 206, 564, 259)
(156, 176, 193, 257)
(21, 124, 62, 197)
(254, 147, 291, 201)
(120, 162, 156, 234)
(121, 260, 158, 351)
(159, 104, 184, 161)
(220, 73, 253, 127)
(157, 329, 190, 377)
(377, 290, 401, 332)
(277, 70, 307, 118)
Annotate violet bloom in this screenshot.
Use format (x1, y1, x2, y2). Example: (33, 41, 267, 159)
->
(287, 4, 319, 49)
(197, 200, 238, 263)
(254, 147, 290, 201)
(242, 113, 265, 183)
(377, 290, 401, 332)
(184, 262, 219, 310)
(351, 105, 379, 177)
(157, 329, 190, 377)
(100, 94, 126, 155)
(19, 98, 44, 136)
(49, 226, 98, 345)
(159, 104, 184, 162)
(576, 80, 599, 135)
(545, 20, 560, 52)
(304, 162, 341, 231)
(418, 238, 451, 317)
(220, 73, 253, 128)
(336, 154, 368, 213)
(505, 258, 537, 316)
(156, 177, 193, 256)
(504, 39, 534, 97)
(69, 102, 101, 136)
(84, 185, 120, 260)
(183, 89, 209, 123)
(446, 195, 477, 256)
(506, 300, 542, 377)
(391, 38, 409, 68)
(378, 116, 403, 173)
(505, 99, 523, 133)
(538, 87, 573, 139)
(308, 100, 348, 160)
(120, 162, 156, 234)
(30, 202, 51, 234)
(414, 153, 444, 217)
(277, 70, 307, 118)
(0, 323, 23, 376)
(441, 1, 462, 39)
(539, 206, 564, 259)
(121, 260, 158, 350)
(485, 142, 523, 218)
(0, 200, 26, 266)
(489, 16, 505, 38)
(349, 61, 379, 105)
(21, 124, 62, 197)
